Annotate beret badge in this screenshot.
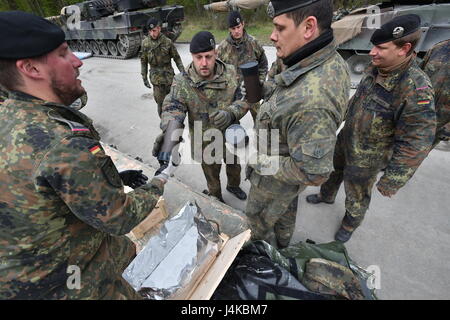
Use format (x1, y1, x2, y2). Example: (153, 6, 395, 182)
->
(392, 26, 405, 38)
(267, 2, 275, 19)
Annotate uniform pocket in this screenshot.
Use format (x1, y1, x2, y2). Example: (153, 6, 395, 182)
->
(363, 96, 395, 142)
(295, 138, 335, 175)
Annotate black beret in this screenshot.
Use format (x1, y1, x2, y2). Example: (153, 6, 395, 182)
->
(190, 31, 216, 54)
(0, 11, 65, 59)
(267, 0, 321, 18)
(371, 14, 421, 45)
(228, 11, 243, 28)
(147, 17, 160, 30)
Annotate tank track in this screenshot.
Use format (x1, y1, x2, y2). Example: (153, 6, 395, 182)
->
(69, 34, 142, 60)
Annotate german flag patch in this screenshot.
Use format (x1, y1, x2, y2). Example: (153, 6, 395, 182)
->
(418, 100, 431, 105)
(89, 145, 101, 155)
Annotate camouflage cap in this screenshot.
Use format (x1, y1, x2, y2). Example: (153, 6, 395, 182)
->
(0, 11, 65, 59)
(371, 14, 421, 45)
(228, 10, 243, 28)
(267, 0, 321, 18)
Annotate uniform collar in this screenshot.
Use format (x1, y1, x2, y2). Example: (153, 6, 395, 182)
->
(367, 56, 416, 92)
(227, 31, 249, 47)
(187, 59, 227, 87)
(275, 41, 337, 87)
(7, 90, 87, 117)
(7, 90, 65, 108)
(149, 33, 165, 45)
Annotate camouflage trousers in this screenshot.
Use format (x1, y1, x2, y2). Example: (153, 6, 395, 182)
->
(245, 182, 302, 249)
(201, 151, 241, 199)
(153, 84, 171, 117)
(319, 136, 380, 232)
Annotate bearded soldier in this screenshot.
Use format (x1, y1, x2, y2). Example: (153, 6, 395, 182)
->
(0, 11, 168, 299)
(153, 31, 250, 203)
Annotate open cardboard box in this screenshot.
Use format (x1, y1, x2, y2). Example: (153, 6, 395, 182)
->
(124, 190, 251, 300)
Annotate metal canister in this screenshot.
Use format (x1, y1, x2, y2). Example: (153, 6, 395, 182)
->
(239, 61, 262, 103)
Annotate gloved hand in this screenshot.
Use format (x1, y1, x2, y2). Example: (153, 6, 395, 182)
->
(119, 170, 149, 189)
(143, 77, 151, 89)
(152, 133, 165, 158)
(210, 110, 234, 131)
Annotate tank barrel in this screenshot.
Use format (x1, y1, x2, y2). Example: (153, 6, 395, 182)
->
(204, 0, 269, 12)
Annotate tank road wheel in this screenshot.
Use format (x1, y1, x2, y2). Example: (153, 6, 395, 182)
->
(98, 40, 109, 56)
(347, 54, 371, 76)
(107, 41, 119, 56)
(90, 40, 100, 55)
(346, 54, 372, 88)
(83, 41, 93, 54)
(76, 40, 85, 52)
(68, 41, 77, 52)
(117, 35, 130, 57)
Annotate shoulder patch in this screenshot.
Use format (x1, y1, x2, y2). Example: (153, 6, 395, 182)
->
(89, 144, 101, 155)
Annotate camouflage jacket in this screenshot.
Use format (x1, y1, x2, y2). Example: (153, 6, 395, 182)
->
(217, 32, 268, 84)
(140, 34, 185, 85)
(263, 57, 286, 99)
(250, 42, 351, 196)
(161, 60, 249, 162)
(0, 92, 164, 299)
(341, 58, 436, 192)
(421, 39, 450, 142)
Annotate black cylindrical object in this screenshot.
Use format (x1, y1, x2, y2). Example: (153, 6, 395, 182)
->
(239, 61, 262, 104)
(158, 120, 183, 163)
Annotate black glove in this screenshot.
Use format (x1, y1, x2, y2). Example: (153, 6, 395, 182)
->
(210, 110, 234, 131)
(152, 133, 165, 158)
(143, 78, 151, 89)
(119, 170, 148, 189)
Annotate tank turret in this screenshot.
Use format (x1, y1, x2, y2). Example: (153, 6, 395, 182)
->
(48, 0, 184, 59)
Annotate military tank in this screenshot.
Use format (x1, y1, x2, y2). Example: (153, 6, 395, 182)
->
(332, 0, 450, 80)
(48, 0, 184, 59)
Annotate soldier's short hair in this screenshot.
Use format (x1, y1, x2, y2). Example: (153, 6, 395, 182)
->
(0, 60, 23, 91)
(285, 0, 333, 33)
(392, 29, 422, 56)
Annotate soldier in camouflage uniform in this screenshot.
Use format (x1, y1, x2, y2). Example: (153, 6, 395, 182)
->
(217, 11, 268, 121)
(245, 0, 351, 249)
(0, 11, 167, 299)
(153, 31, 250, 203)
(306, 14, 437, 242)
(420, 39, 450, 146)
(140, 18, 185, 117)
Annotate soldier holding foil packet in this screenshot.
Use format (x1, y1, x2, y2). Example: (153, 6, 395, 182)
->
(0, 11, 167, 299)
